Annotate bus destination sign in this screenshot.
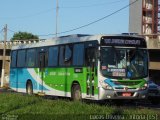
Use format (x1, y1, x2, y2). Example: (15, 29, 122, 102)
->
(101, 37, 146, 47)
(104, 39, 140, 45)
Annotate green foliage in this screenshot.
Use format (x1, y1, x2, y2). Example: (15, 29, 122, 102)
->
(0, 93, 159, 120)
(11, 31, 39, 41)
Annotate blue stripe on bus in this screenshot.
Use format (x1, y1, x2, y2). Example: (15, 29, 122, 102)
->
(9, 68, 48, 91)
(104, 78, 123, 87)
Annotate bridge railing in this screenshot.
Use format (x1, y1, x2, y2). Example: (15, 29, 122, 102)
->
(0, 39, 45, 49)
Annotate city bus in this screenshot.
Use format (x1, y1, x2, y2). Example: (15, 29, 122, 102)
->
(9, 34, 149, 100)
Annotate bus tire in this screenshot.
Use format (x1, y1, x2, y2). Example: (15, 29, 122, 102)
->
(71, 84, 82, 101)
(26, 81, 33, 95)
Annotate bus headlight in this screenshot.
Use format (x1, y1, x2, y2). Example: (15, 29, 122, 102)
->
(100, 80, 113, 90)
(140, 83, 148, 90)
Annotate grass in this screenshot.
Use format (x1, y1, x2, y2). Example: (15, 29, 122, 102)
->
(0, 93, 159, 120)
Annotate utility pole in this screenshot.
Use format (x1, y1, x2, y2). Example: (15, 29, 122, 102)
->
(55, 0, 59, 37)
(1, 24, 7, 87)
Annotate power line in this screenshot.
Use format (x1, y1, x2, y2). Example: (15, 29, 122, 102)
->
(60, 0, 127, 9)
(0, 8, 56, 19)
(0, 28, 3, 34)
(0, 0, 127, 19)
(7, 0, 138, 37)
(7, 28, 16, 33)
(38, 0, 138, 36)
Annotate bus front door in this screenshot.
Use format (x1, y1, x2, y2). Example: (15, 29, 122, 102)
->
(38, 52, 46, 95)
(86, 48, 97, 98)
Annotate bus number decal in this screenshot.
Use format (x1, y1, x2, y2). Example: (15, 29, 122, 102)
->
(74, 68, 83, 73)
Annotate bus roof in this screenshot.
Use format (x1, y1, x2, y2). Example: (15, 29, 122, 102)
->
(12, 34, 145, 50)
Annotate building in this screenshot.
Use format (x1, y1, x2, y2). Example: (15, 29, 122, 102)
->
(129, 0, 160, 84)
(129, 0, 159, 35)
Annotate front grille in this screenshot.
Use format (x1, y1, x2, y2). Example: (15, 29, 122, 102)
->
(115, 87, 123, 89)
(119, 82, 141, 86)
(113, 81, 141, 86)
(115, 87, 136, 90)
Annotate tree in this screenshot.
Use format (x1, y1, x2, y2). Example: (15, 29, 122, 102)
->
(11, 31, 39, 41)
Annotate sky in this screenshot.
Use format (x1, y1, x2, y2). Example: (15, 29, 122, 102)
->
(0, 0, 130, 40)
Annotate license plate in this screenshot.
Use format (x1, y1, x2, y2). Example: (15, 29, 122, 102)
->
(122, 93, 131, 97)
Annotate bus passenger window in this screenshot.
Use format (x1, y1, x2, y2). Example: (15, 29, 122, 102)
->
(64, 45, 72, 66)
(26, 49, 36, 67)
(17, 50, 26, 67)
(48, 46, 58, 67)
(73, 43, 84, 66)
(11, 51, 17, 68)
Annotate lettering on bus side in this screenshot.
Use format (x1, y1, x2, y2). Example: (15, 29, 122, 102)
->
(49, 72, 71, 76)
(74, 68, 83, 73)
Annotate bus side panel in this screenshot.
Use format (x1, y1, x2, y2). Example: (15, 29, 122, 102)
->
(10, 68, 49, 94)
(64, 67, 74, 96)
(69, 67, 99, 99)
(9, 68, 18, 91)
(17, 68, 38, 93)
(26, 68, 49, 93)
(44, 67, 75, 97)
(43, 67, 88, 97)
(68, 67, 87, 95)
(16, 68, 27, 92)
(44, 68, 66, 96)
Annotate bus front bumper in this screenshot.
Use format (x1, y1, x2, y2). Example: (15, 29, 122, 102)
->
(98, 87, 148, 100)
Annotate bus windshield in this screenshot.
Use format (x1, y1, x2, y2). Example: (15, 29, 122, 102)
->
(100, 47, 148, 79)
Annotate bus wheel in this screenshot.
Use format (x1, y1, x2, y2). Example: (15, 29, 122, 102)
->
(26, 81, 33, 95)
(72, 84, 82, 101)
